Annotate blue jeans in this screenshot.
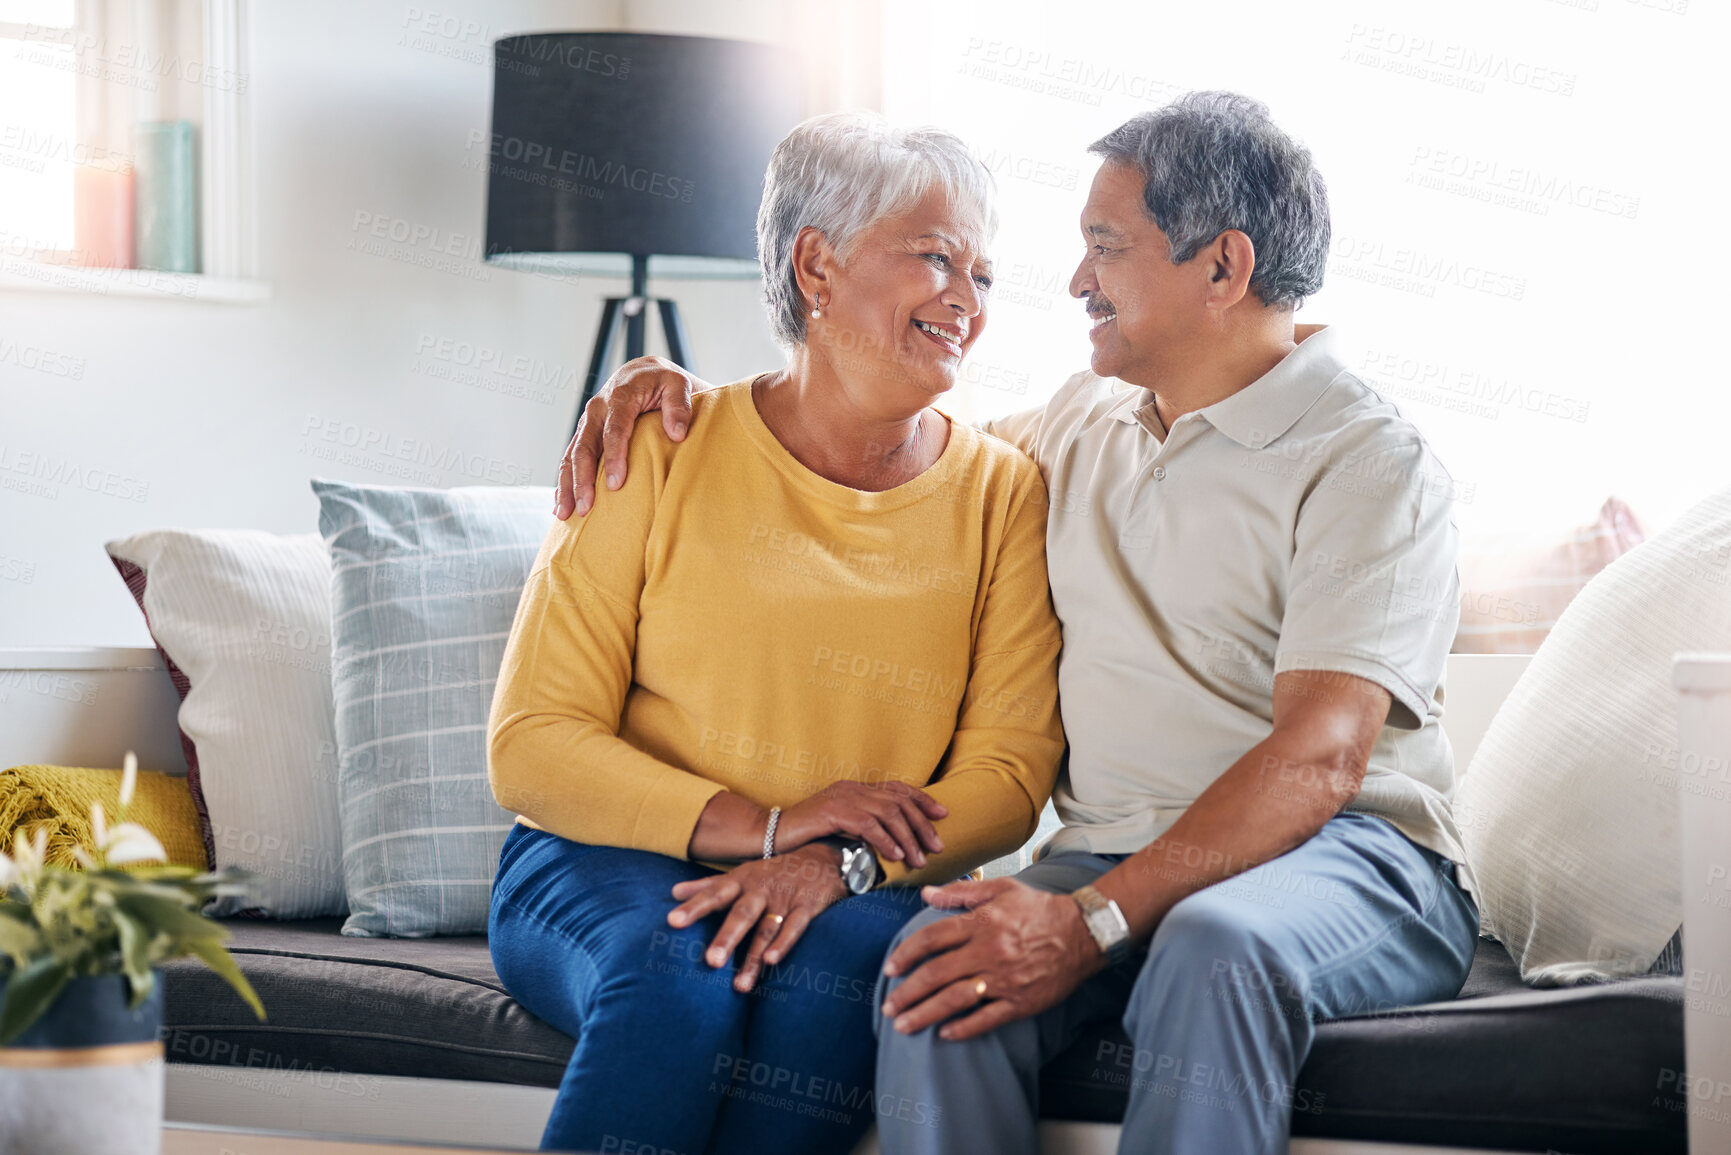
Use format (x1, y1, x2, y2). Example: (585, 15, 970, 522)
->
(489, 824, 927, 1154)
(873, 812, 1479, 1155)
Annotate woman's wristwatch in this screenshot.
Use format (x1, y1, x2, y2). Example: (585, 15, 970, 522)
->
(1071, 884, 1132, 964)
(819, 837, 880, 894)
(838, 840, 880, 894)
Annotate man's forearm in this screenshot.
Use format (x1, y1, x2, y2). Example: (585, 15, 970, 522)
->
(1089, 726, 1364, 942)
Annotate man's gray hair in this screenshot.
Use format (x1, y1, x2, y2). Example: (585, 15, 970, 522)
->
(1089, 91, 1329, 309)
(757, 113, 997, 350)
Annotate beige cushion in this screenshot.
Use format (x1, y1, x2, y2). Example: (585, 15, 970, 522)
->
(105, 530, 345, 917)
(1457, 487, 1731, 984)
(1453, 497, 1647, 654)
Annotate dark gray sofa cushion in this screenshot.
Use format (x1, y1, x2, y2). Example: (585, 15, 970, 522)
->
(1039, 938, 1686, 1153)
(161, 918, 573, 1089)
(163, 926, 1684, 1152)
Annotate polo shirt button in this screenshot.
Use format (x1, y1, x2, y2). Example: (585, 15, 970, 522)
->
(1152, 466, 1167, 481)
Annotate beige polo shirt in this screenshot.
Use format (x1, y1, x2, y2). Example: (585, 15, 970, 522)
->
(986, 327, 1472, 892)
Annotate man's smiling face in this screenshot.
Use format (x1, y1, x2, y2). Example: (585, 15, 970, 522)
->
(1068, 160, 1204, 387)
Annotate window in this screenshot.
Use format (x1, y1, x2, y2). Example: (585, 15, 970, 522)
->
(0, 0, 260, 298)
(881, 0, 1715, 532)
(0, 1, 78, 260)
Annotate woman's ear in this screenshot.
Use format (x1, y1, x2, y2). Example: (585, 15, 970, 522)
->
(790, 226, 838, 315)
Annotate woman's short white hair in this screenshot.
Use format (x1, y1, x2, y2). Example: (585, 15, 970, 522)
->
(756, 112, 998, 351)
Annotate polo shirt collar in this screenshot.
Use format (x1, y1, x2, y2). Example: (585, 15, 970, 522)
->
(1199, 326, 1347, 450)
(1106, 327, 1348, 450)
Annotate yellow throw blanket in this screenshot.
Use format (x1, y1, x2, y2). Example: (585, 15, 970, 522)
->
(0, 764, 208, 871)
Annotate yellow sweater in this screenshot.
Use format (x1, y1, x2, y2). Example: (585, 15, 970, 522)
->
(488, 380, 1064, 886)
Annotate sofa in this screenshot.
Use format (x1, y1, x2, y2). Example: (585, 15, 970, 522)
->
(0, 648, 1689, 1154)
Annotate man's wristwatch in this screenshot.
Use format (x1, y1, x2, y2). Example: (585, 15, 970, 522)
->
(834, 839, 880, 894)
(1071, 884, 1132, 964)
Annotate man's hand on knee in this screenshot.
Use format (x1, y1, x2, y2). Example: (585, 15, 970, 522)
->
(880, 879, 1106, 1042)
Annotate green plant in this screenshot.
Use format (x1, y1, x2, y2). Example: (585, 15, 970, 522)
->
(0, 753, 265, 1044)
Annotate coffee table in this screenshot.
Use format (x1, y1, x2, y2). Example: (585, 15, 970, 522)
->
(163, 1124, 526, 1154)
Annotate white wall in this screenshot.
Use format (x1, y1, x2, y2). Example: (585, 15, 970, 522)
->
(0, 0, 789, 648)
(882, 0, 1726, 539)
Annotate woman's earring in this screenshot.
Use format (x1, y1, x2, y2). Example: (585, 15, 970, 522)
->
(810, 296, 822, 319)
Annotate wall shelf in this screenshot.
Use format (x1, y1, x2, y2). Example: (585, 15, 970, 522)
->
(0, 257, 269, 303)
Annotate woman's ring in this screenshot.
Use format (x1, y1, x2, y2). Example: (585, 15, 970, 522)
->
(768, 914, 785, 925)
(974, 978, 988, 999)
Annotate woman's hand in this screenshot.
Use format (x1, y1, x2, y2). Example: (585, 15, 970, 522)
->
(668, 842, 849, 992)
(555, 356, 708, 519)
(778, 780, 948, 868)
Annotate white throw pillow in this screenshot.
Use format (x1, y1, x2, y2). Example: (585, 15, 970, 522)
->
(1457, 487, 1731, 984)
(106, 530, 345, 917)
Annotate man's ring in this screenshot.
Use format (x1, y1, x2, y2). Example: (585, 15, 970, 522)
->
(768, 914, 785, 925)
(974, 978, 988, 999)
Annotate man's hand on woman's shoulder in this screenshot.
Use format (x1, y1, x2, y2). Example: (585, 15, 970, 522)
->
(555, 356, 712, 519)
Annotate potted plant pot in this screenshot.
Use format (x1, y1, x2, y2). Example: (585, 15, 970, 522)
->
(0, 972, 165, 1155)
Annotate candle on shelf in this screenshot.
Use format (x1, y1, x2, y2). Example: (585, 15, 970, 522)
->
(73, 163, 134, 268)
(133, 120, 198, 274)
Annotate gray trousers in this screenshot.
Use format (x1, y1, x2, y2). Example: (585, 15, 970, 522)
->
(871, 813, 1478, 1155)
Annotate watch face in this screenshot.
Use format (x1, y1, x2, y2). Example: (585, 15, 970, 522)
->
(843, 846, 875, 893)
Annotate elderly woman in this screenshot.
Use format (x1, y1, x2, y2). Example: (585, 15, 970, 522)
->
(486, 113, 1063, 1155)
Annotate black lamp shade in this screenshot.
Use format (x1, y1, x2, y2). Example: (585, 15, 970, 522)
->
(484, 33, 805, 264)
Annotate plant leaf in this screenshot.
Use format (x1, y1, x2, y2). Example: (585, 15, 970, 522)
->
(186, 937, 265, 1021)
(0, 905, 43, 969)
(0, 955, 73, 1044)
(113, 891, 226, 944)
(110, 907, 156, 1008)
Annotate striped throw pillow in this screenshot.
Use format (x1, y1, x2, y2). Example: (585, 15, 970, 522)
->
(316, 479, 550, 937)
(105, 529, 344, 917)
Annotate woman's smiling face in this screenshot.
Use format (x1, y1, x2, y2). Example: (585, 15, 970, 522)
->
(803, 188, 993, 407)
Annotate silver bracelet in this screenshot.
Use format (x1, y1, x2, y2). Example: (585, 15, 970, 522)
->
(762, 807, 781, 860)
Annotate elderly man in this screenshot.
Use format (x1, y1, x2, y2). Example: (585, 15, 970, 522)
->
(553, 92, 1477, 1155)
